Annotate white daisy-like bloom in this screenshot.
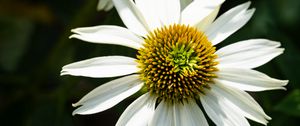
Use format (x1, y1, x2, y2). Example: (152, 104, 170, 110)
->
(62, 0, 289, 125)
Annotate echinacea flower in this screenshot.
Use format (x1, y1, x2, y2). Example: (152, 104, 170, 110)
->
(62, 0, 288, 125)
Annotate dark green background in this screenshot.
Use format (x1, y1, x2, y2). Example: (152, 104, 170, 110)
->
(0, 0, 299, 125)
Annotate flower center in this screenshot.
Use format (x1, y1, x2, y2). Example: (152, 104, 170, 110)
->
(137, 24, 218, 102)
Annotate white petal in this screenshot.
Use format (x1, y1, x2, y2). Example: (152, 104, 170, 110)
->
(179, 100, 208, 126)
(173, 103, 182, 126)
(201, 94, 231, 126)
(181, 0, 224, 26)
(149, 100, 208, 126)
(69, 25, 144, 49)
(61, 56, 138, 78)
(97, 0, 114, 11)
(149, 101, 173, 126)
(216, 39, 284, 68)
(136, 0, 180, 30)
(206, 2, 255, 45)
(155, 0, 181, 26)
(195, 6, 220, 31)
(134, 0, 161, 30)
(201, 92, 250, 126)
(216, 39, 281, 54)
(112, 0, 149, 36)
(116, 93, 156, 126)
(215, 68, 288, 91)
(210, 84, 271, 125)
(72, 74, 143, 115)
(103, 0, 114, 11)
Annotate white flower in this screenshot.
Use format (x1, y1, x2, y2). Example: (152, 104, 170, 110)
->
(62, 0, 288, 126)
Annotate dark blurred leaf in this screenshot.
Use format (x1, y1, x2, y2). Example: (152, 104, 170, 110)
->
(0, 16, 33, 72)
(275, 89, 300, 117)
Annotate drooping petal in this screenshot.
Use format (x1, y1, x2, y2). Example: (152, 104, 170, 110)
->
(181, 0, 224, 27)
(149, 99, 208, 126)
(210, 84, 271, 125)
(216, 39, 284, 69)
(149, 101, 173, 126)
(116, 93, 157, 126)
(72, 74, 143, 115)
(97, 0, 114, 11)
(178, 100, 209, 126)
(172, 103, 182, 126)
(215, 68, 288, 91)
(135, 0, 181, 30)
(69, 25, 144, 49)
(206, 1, 255, 45)
(201, 91, 250, 126)
(61, 56, 138, 78)
(112, 0, 149, 36)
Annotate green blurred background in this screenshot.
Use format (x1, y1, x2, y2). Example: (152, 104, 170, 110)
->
(0, 0, 299, 126)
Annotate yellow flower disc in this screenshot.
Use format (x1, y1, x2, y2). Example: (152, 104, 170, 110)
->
(137, 24, 218, 102)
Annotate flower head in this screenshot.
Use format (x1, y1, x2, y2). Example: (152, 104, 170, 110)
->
(62, 0, 288, 125)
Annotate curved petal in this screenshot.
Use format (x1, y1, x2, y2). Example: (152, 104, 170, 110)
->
(216, 39, 284, 69)
(181, 0, 224, 27)
(210, 84, 271, 125)
(69, 25, 144, 49)
(149, 101, 173, 126)
(116, 93, 156, 126)
(61, 56, 138, 78)
(200, 91, 250, 126)
(72, 74, 143, 115)
(205, 1, 255, 45)
(97, 0, 114, 11)
(214, 68, 288, 91)
(194, 6, 220, 31)
(112, 0, 149, 36)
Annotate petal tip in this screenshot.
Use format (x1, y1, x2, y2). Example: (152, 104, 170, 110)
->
(69, 34, 77, 39)
(70, 29, 77, 33)
(281, 87, 287, 91)
(60, 71, 67, 76)
(245, 1, 252, 7)
(72, 102, 80, 107)
(72, 111, 78, 116)
(247, 8, 256, 15)
(279, 80, 289, 86)
(266, 115, 272, 120)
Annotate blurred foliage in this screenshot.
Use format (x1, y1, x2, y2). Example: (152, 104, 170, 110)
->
(0, 0, 299, 126)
